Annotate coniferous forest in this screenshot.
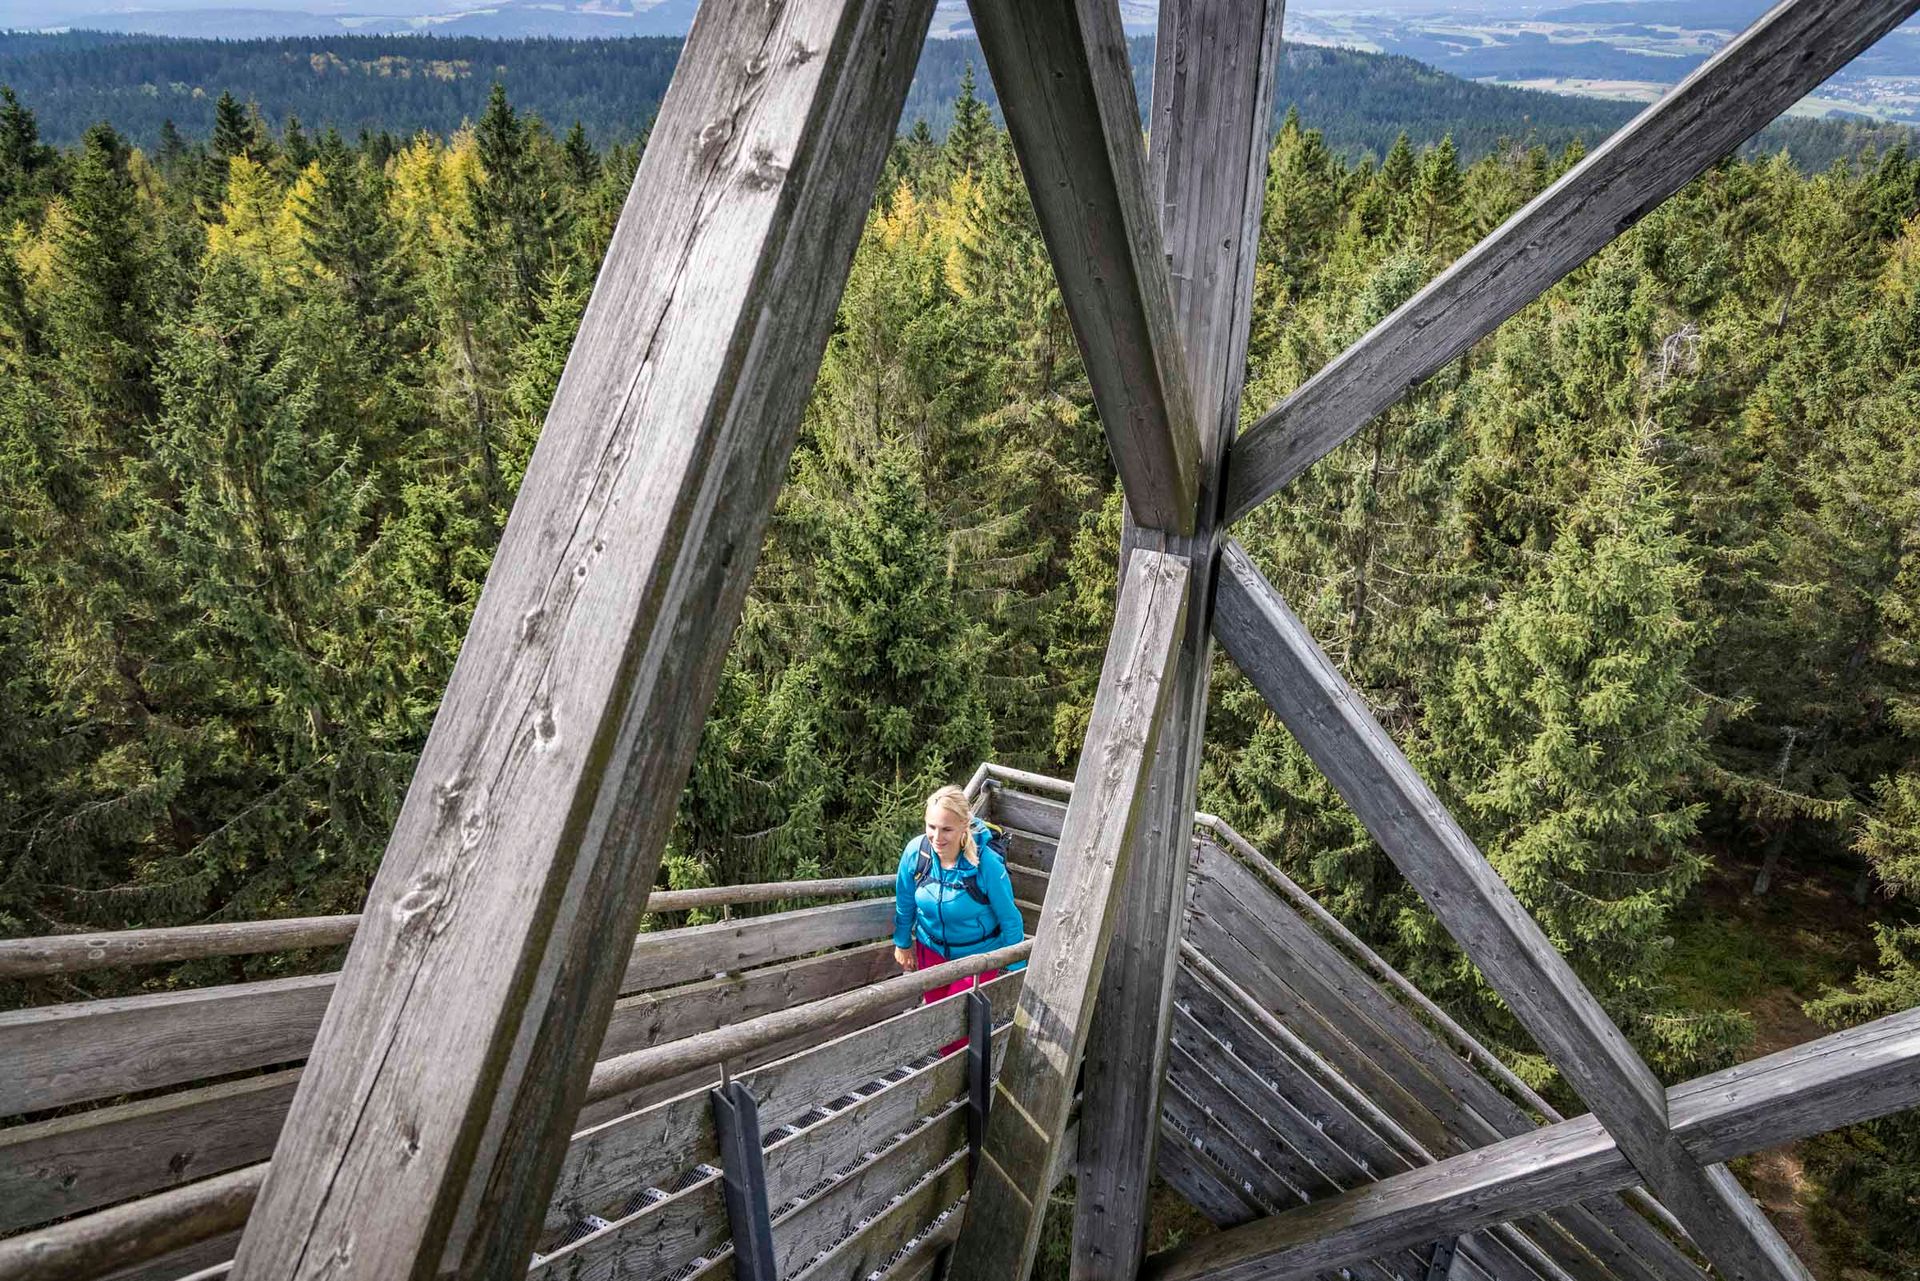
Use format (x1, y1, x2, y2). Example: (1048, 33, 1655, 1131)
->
(0, 66, 1918, 1276)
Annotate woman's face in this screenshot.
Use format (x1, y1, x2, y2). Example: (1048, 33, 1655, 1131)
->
(925, 804, 965, 862)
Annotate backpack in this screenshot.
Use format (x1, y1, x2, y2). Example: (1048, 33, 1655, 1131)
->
(912, 821, 1006, 907)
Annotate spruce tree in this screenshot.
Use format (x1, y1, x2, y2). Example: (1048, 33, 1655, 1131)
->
(1428, 445, 1743, 1078)
(944, 64, 993, 181)
(48, 122, 160, 442)
(809, 439, 991, 870)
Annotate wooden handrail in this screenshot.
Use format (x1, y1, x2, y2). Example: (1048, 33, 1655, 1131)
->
(0, 875, 893, 981)
(0, 947, 1031, 1281)
(586, 940, 1032, 1104)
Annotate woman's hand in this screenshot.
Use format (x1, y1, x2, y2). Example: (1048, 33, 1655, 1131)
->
(894, 945, 916, 972)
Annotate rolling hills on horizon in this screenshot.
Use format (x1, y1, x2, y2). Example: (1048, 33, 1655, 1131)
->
(0, 28, 1911, 173)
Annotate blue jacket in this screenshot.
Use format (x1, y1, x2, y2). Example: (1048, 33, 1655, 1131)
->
(892, 818, 1027, 970)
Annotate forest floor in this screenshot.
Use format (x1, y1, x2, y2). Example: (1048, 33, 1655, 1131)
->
(1664, 847, 1894, 1279)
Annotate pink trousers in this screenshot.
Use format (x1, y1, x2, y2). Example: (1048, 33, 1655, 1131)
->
(914, 941, 1001, 1056)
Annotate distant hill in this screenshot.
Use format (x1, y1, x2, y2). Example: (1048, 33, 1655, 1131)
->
(0, 29, 1908, 172)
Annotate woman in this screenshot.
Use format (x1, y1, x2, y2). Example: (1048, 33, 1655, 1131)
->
(892, 786, 1027, 1020)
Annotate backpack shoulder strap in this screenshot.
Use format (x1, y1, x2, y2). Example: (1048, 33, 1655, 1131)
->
(912, 839, 933, 885)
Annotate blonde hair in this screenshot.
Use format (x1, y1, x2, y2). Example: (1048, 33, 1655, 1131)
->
(924, 785, 978, 865)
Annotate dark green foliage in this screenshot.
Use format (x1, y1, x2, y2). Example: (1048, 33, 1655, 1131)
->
(0, 73, 1916, 1266)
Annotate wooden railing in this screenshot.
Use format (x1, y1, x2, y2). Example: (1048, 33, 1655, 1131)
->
(0, 799, 1051, 1281)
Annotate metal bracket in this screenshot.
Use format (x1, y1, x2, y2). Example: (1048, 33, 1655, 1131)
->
(711, 1078, 778, 1281)
(1426, 1237, 1461, 1281)
(967, 987, 993, 1180)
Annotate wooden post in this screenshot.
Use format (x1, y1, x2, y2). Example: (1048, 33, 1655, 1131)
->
(226, 1, 936, 1275)
(1073, 1, 1284, 1275)
(964, 0, 1203, 534)
(946, 550, 1190, 1281)
(1222, 0, 1920, 523)
(1211, 542, 1812, 1281)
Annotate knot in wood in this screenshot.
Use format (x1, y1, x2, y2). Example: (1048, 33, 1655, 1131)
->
(743, 147, 787, 191)
(392, 878, 444, 930)
(696, 116, 735, 163)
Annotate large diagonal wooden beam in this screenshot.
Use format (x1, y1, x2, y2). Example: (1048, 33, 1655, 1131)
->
(947, 550, 1190, 1281)
(227, 2, 936, 1275)
(1211, 542, 1812, 1281)
(1072, 2, 1285, 1274)
(1221, 0, 1920, 523)
(965, 0, 1202, 534)
(1144, 1003, 1920, 1281)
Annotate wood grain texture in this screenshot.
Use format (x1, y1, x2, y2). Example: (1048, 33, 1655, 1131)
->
(4, 983, 1023, 1281)
(598, 941, 895, 1058)
(228, 0, 937, 1273)
(546, 975, 1020, 1240)
(0, 1070, 299, 1234)
(1073, 2, 1285, 1270)
(0, 903, 895, 1234)
(0, 918, 357, 981)
(618, 897, 893, 994)
(1213, 540, 1810, 1281)
(1142, 1003, 1920, 1281)
(946, 549, 1189, 1281)
(1173, 937, 1643, 1281)
(586, 941, 1030, 1104)
(1222, 0, 1920, 523)
(988, 790, 1067, 842)
(0, 1165, 262, 1281)
(0, 976, 332, 1115)
(1156, 1119, 1265, 1226)
(0, 880, 888, 982)
(964, 0, 1201, 532)
(1183, 856, 1695, 1281)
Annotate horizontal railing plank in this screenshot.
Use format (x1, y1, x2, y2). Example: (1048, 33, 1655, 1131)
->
(2, 915, 895, 1118)
(619, 898, 893, 994)
(0, 1070, 299, 1234)
(547, 972, 1023, 1235)
(987, 790, 1067, 841)
(0, 877, 893, 983)
(0, 976, 332, 1117)
(0, 967, 1031, 1281)
(598, 943, 895, 1060)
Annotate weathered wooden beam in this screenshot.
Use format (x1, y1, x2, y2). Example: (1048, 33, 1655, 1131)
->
(964, 0, 1201, 532)
(1073, 2, 1285, 1272)
(1212, 542, 1807, 1281)
(0, 933, 890, 1120)
(946, 550, 1190, 1281)
(226, 1, 937, 1274)
(0, 878, 890, 982)
(1142, 1003, 1920, 1281)
(1221, 0, 1920, 523)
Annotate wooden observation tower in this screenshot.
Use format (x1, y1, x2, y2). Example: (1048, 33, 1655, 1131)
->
(6, 0, 1920, 1279)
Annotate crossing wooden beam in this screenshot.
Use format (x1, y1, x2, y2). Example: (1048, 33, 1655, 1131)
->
(946, 549, 1190, 1281)
(1143, 1003, 1920, 1281)
(1211, 541, 1813, 1281)
(1072, 1, 1285, 1274)
(225, 2, 937, 1275)
(965, 0, 1202, 533)
(1221, 0, 1920, 524)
